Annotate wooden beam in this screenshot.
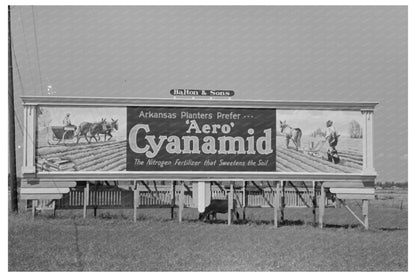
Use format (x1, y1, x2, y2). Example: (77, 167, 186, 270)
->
(170, 181, 176, 220)
(280, 181, 285, 222)
(312, 181, 317, 226)
(362, 199, 369, 230)
(228, 182, 233, 225)
(319, 182, 325, 228)
(362, 110, 376, 173)
(31, 200, 37, 220)
(242, 181, 246, 207)
(338, 199, 366, 228)
(287, 181, 311, 208)
(242, 181, 247, 221)
(252, 181, 274, 208)
(274, 181, 280, 228)
(233, 181, 243, 208)
(20, 180, 76, 188)
(133, 181, 138, 222)
(20, 193, 64, 200)
(83, 182, 89, 219)
(22, 95, 379, 110)
(196, 181, 209, 212)
(20, 187, 69, 203)
(22, 171, 378, 182)
(335, 193, 375, 200)
(329, 188, 375, 194)
(178, 182, 184, 223)
(323, 181, 366, 188)
(212, 181, 225, 192)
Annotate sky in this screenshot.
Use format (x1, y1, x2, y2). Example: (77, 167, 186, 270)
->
(9, 6, 407, 182)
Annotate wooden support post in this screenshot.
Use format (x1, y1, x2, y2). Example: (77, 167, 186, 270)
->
(83, 182, 89, 219)
(137, 183, 140, 211)
(31, 200, 37, 220)
(196, 181, 210, 213)
(274, 181, 280, 228)
(280, 181, 285, 222)
(178, 182, 184, 223)
(171, 181, 176, 220)
(362, 199, 369, 230)
(133, 181, 138, 222)
(319, 182, 325, 228)
(228, 182, 234, 225)
(242, 181, 246, 221)
(312, 181, 317, 226)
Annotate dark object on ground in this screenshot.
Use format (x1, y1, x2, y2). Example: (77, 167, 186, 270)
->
(198, 199, 240, 222)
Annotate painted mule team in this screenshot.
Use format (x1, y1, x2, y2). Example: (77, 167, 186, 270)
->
(279, 120, 302, 151)
(76, 118, 119, 143)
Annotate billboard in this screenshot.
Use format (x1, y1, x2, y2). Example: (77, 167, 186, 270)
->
(35, 106, 276, 172)
(33, 103, 366, 175)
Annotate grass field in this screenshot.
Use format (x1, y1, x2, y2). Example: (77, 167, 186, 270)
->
(8, 190, 407, 271)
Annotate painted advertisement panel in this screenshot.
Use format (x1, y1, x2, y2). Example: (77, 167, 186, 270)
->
(35, 105, 364, 174)
(126, 107, 276, 171)
(276, 110, 363, 173)
(35, 106, 276, 172)
(36, 106, 127, 172)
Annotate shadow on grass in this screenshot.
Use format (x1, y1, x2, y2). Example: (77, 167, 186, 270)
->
(181, 219, 230, 224)
(324, 223, 360, 229)
(378, 227, 407, 231)
(97, 212, 129, 220)
(180, 218, 305, 227)
(277, 219, 304, 226)
(247, 219, 305, 227)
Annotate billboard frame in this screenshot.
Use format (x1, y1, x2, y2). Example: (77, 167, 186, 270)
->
(21, 96, 378, 183)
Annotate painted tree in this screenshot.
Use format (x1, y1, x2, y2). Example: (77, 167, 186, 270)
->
(310, 128, 325, 138)
(348, 120, 363, 138)
(38, 107, 52, 128)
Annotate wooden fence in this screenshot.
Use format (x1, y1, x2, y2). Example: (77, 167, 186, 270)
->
(56, 189, 133, 209)
(212, 187, 317, 208)
(55, 186, 320, 209)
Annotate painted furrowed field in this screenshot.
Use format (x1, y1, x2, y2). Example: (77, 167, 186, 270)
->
(37, 136, 363, 173)
(276, 136, 363, 173)
(8, 190, 407, 271)
(37, 141, 127, 172)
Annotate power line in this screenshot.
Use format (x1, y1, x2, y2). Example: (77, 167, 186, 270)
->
(11, 39, 25, 93)
(11, 39, 27, 141)
(10, 51, 63, 193)
(11, 21, 63, 194)
(17, 6, 36, 91)
(31, 6, 44, 95)
(9, 5, 18, 212)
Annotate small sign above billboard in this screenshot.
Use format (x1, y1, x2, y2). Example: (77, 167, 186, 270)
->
(170, 89, 235, 97)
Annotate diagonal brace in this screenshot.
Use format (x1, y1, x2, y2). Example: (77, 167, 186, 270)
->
(338, 198, 366, 228)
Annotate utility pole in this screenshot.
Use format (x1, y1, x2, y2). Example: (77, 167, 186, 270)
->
(9, 5, 18, 212)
